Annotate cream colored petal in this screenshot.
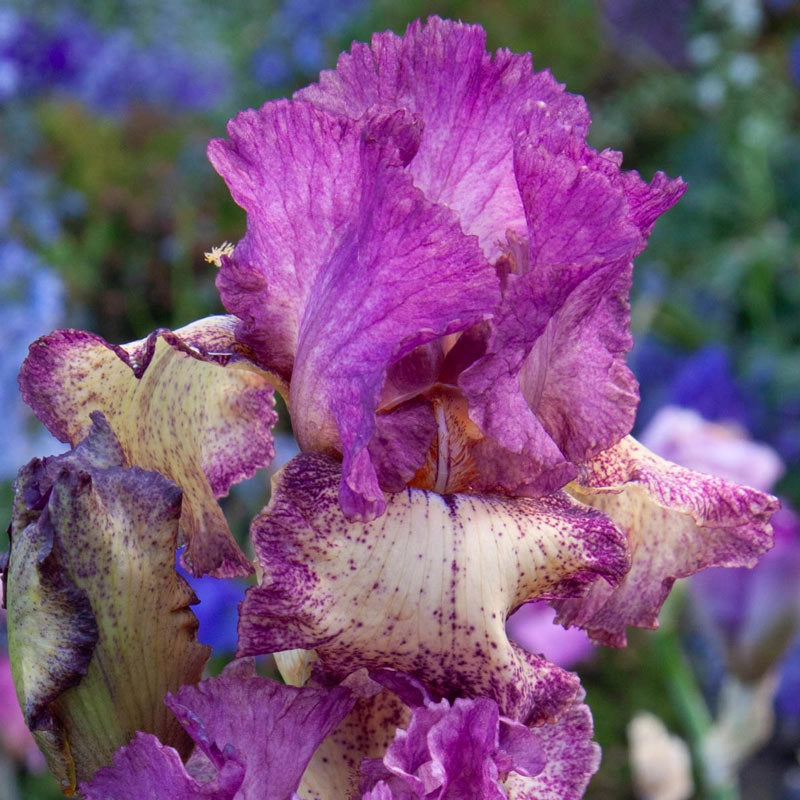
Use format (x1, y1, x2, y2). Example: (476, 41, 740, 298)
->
(20, 315, 279, 577)
(556, 436, 778, 646)
(239, 453, 629, 723)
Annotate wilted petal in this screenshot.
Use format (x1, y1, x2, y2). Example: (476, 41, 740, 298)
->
(298, 16, 590, 260)
(209, 103, 499, 521)
(238, 453, 629, 722)
(19, 315, 277, 576)
(82, 659, 367, 800)
(5, 414, 209, 792)
(554, 436, 778, 646)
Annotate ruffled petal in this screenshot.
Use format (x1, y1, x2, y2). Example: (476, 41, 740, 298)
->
(553, 436, 778, 646)
(238, 453, 629, 722)
(460, 134, 685, 493)
(82, 659, 364, 800)
(210, 101, 499, 521)
(81, 732, 244, 800)
(19, 315, 277, 576)
(6, 414, 209, 792)
(298, 16, 590, 260)
(359, 696, 535, 799)
(502, 690, 599, 800)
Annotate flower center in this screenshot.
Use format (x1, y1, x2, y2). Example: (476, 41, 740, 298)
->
(410, 389, 482, 494)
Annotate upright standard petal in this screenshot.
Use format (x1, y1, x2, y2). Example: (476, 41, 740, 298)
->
(553, 436, 778, 646)
(209, 102, 499, 521)
(5, 414, 209, 793)
(459, 132, 686, 494)
(297, 16, 590, 260)
(238, 453, 629, 723)
(19, 315, 277, 576)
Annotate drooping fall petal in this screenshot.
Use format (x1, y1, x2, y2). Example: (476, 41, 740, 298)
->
(5, 413, 209, 793)
(554, 436, 778, 646)
(19, 315, 277, 576)
(238, 453, 629, 723)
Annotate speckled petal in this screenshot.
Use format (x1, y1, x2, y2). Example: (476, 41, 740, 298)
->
(19, 315, 277, 577)
(554, 436, 778, 646)
(238, 453, 629, 723)
(297, 16, 590, 260)
(460, 135, 685, 492)
(502, 689, 599, 800)
(6, 414, 209, 793)
(210, 102, 499, 521)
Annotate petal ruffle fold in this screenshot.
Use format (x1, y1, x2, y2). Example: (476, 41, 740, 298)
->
(19, 315, 277, 576)
(554, 436, 778, 646)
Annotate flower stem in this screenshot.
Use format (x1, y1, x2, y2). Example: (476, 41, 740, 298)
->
(654, 593, 740, 800)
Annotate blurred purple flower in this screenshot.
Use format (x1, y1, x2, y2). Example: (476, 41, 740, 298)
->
(600, 0, 693, 68)
(0, 7, 230, 113)
(507, 603, 595, 669)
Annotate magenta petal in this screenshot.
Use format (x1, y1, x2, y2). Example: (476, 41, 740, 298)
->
(207, 101, 365, 381)
(211, 99, 499, 521)
(360, 696, 546, 800)
(460, 136, 685, 491)
(82, 732, 244, 800)
(299, 17, 589, 260)
(166, 660, 360, 800)
(554, 437, 778, 646)
(81, 660, 363, 800)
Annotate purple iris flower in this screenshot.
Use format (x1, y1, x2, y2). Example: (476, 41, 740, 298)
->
(7, 17, 779, 799)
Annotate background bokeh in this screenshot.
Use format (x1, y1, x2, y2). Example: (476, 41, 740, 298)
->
(1, 1, 799, 798)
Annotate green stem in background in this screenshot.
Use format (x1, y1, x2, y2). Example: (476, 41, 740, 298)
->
(654, 591, 739, 800)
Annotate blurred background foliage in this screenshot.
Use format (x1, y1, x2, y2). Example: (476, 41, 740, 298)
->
(1, 0, 799, 798)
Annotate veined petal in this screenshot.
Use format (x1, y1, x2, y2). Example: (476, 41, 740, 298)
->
(460, 135, 685, 492)
(238, 453, 629, 723)
(210, 100, 499, 521)
(19, 315, 277, 577)
(298, 16, 590, 260)
(6, 414, 209, 793)
(554, 436, 778, 646)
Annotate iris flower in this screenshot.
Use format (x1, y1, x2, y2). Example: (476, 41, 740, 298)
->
(5, 17, 778, 799)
